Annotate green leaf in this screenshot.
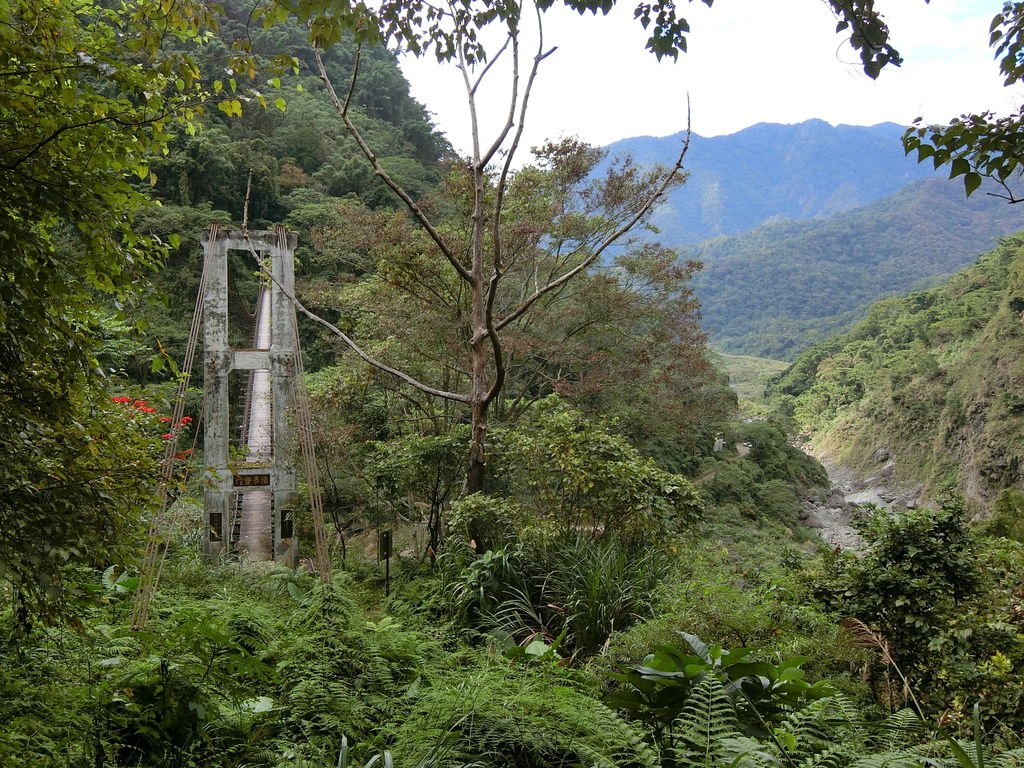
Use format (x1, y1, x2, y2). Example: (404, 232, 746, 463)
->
(950, 157, 971, 177)
(964, 171, 982, 196)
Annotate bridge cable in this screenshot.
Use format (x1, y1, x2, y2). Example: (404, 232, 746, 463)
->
(132, 222, 219, 630)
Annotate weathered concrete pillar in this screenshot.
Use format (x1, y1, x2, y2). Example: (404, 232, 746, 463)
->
(202, 233, 232, 557)
(271, 229, 299, 567)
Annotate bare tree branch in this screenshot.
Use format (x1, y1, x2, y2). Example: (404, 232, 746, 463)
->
(482, 282, 505, 404)
(492, 4, 554, 277)
(478, 28, 520, 169)
(312, 44, 473, 284)
(296, 306, 468, 402)
(455, 25, 483, 164)
(480, 9, 553, 405)
(246, 235, 470, 404)
(495, 110, 692, 333)
(469, 36, 511, 97)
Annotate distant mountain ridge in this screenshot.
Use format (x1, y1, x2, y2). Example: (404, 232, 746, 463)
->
(685, 177, 1024, 359)
(606, 119, 940, 245)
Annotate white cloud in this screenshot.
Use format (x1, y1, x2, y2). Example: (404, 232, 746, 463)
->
(398, 0, 1024, 156)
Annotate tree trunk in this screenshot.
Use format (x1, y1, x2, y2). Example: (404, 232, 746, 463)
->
(467, 155, 491, 548)
(467, 399, 487, 493)
(466, 353, 490, 552)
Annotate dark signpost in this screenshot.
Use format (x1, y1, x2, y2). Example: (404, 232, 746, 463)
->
(232, 473, 271, 487)
(378, 530, 392, 596)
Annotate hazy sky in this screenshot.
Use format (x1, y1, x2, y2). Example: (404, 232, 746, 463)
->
(399, 0, 1023, 156)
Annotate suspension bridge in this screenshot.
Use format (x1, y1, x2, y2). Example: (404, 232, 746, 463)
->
(132, 225, 330, 629)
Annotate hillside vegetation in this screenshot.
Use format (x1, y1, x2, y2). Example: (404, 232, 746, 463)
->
(770, 233, 1024, 515)
(688, 177, 1024, 359)
(124, 0, 448, 378)
(714, 352, 788, 415)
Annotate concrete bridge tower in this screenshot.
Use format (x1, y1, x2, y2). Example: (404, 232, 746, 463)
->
(201, 228, 299, 566)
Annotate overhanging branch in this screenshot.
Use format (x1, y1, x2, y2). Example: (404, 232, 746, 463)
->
(245, 235, 470, 404)
(312, 44, 472, 284)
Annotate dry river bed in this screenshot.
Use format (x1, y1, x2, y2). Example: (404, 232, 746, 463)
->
(799, 450, 926, 551)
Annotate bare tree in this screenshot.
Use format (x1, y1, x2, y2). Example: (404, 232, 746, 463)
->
(276, 1, 689, 547)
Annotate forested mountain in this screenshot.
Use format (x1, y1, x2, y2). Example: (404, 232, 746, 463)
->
(126, 0, 450, 377)
(607, 120, 939, 245)
(685, 177, 1024, 359)
(770, 234, 1024, 516)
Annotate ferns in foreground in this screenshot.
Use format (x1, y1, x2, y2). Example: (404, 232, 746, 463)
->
(672, 677, 742, 768)
(389, 663, 659, 768)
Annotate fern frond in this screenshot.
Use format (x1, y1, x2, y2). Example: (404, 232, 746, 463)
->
(801, 744, 851, 768)
(850, 748, 931, 768)
(673, 677, 742, 768)
(779, 700, 838, 755)
(388, 664, 658, 768)
(872, 709, 927, 753)
(992, 748, 1024, 768)
(716, 735, 783, 768)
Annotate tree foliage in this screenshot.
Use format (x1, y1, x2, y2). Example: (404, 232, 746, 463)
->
(904, 2, 1024, 202)
(491, 399, 704, 544)
(0, 0, 217, 622)
(270, 0, 916, 74)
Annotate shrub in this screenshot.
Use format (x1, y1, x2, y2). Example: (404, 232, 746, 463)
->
(818, 499, 1024, 731)
(496, 537, 667, 660)
(492, 399, 703, 544)
(605, 633, 836, 746)
(987, 487, 1024, 542)
(443, 536, 665, 661)
(824, 500, 982, 674)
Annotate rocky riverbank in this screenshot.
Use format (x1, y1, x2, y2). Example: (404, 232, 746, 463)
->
(797, 448, 927, 551)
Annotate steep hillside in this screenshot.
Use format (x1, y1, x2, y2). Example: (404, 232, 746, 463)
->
(607, 120, 938, 244)
(125, 0, 449, 379)
(769, 234, 1024, 515)
(688, 177, 1024, 359)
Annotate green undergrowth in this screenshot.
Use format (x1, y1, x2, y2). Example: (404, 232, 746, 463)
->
(0, 516, 842, 767)
(4, 493, 1024, 766)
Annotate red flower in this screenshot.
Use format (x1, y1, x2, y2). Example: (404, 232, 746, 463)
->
(141, 407, 157, 414)
(132, 400, 147, 408)
(179, 416, 193, 425)
(161, 433, 174, 440)
(174, 449, 194, 460)
(159, 416, 172, 423)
